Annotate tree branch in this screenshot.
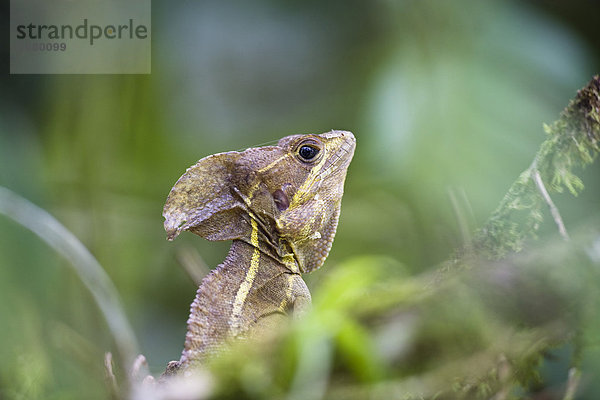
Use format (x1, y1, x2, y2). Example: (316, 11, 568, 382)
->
(532, 167, 570, 241)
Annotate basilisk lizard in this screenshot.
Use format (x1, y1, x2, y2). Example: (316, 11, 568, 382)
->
(162, 130, 355, 373)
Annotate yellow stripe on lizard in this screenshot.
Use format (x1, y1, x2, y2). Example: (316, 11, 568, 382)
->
(278, 274, 296, 312)
(288, 150, 328, 209)
(229, 218, 261, 334)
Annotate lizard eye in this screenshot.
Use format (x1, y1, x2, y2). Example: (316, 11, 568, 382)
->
(298, 145, 319, 161)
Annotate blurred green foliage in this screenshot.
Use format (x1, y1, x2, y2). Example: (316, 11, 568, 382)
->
(1, 0, 599, 399)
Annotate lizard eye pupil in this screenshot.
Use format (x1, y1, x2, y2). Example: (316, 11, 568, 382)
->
(299, 145, 319, 160)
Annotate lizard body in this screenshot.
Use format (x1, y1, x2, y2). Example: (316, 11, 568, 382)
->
(162, 130, 355, 371)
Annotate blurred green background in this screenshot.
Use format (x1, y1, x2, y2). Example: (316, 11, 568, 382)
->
(1, 0, 599, 398)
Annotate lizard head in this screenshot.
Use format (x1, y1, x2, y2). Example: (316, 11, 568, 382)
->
(163, 130, 355, 273)
(267, 130, 355, 272)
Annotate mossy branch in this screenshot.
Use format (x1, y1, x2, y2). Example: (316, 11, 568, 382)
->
(473, 76, 600, 259)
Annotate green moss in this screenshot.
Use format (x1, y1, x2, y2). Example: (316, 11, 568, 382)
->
(473, 76, 600, 259)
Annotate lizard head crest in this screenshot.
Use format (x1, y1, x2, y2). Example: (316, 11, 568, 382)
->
(163, 130, 355, 273)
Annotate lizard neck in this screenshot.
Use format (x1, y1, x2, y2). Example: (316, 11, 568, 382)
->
(237, 215, 301, 274)
(224, 236, 302, 322)
(226, 239, 276, 328)
(180, 238, 298, 366)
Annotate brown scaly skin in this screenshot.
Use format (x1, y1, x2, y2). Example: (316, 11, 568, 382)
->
(162, 130, 356, 373)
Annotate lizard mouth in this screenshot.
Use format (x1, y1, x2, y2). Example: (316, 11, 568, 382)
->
(314, 131, 356, 183)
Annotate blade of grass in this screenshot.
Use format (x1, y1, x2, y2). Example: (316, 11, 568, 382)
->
(0, 186, 144, 378)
